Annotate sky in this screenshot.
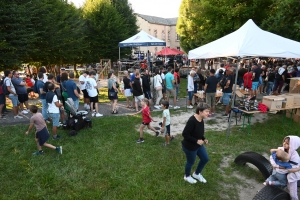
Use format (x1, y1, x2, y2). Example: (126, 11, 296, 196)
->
(69, 0, 182, 18)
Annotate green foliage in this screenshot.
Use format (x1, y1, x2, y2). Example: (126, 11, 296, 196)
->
(177, 0, 272, 53)
(262, 0, 300, 42)
(83, 0, 137, 62)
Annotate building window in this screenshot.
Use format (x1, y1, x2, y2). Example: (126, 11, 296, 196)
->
(168, 31, 170, 41)
(176, 34, 180, 41)
(154, 30, 157, 38)
(162, 30, 165, 40)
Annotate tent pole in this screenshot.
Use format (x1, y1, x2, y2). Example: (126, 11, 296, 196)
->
(226, 57, 240, 138)
(119, 47, 120, 61)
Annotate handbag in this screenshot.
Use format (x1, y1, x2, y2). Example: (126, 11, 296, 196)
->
(108, 89, 117, 97)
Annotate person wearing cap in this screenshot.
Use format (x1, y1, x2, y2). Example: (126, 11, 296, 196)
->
(56, 67, 66, 84)
(187, 70, 196, 108)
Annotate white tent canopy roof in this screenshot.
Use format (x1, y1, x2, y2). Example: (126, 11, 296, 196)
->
(188, 19, 300, 59)
(119, 30, 166, 47)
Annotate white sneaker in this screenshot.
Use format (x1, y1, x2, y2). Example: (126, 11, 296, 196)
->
(192, 172, 207, 183)
(95, 113, 103, 117)
(14, 115, 23, 119)
(21, 110, 29, 114)
(184, 175, 197, 184)
(174, 106, 180, 109)
(187, 105, 193, 109)
(154, 105, 160, 109)
(86, 105, 90, 110)
(169, 105, 173, 108)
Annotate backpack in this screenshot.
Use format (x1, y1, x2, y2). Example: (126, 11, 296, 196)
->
(2, 79, 10, 95)
(0, 80, 3, 94)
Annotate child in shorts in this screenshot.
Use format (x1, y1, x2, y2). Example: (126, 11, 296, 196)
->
(160, 100, 171, 146)
(133, 98, 160, 143)
(25, 105, 62, 155)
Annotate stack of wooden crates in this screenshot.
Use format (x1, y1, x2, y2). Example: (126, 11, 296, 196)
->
(265, 77, 300, 123)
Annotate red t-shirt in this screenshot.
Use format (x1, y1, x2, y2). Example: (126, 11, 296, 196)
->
(174, 72, 179, 84)
(243, 72, 253, 90)
(142, 106, 151, 123)
(25, 77, 33, 87)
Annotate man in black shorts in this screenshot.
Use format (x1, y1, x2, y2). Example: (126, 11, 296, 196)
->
(142, 70, 152, 107)
(12, 70, 30, 114)
(79, 71, 90, 110)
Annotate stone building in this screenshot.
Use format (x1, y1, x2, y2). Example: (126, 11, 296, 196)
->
(135, 13, 181, 56)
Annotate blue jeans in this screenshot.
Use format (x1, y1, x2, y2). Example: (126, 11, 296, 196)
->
(40, 99, 48, 120)
(182, 145, 209, 176)
(73, 99, 79, 110)
(175, 84, 180, 99)
(266, 82, 274, 95)
(266, 170, 287, 186)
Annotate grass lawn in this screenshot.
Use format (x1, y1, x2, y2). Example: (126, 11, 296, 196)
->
(1, 111, 300, 199)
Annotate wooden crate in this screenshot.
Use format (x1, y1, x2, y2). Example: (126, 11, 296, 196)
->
(262, 96, 285, 111)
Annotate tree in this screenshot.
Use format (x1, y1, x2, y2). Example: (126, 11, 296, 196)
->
(0, 0, 35, 70)
(177, 0, 273, 53)
(262, 0, 300, 42)
(83, 0, 138, 62)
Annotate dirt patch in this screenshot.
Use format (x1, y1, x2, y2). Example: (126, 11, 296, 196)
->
(142, 109, 269, 136)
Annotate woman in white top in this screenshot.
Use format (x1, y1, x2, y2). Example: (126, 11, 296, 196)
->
(187, 70, 196, 108)
(39, 67, 48, 83)
(153, 68, 163, 109)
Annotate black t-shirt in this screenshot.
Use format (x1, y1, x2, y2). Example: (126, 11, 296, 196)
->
(252, 68, 261, 82)
(238, 68, 247, 78)
(123, 77, 131, 89)
(275, 72, 283, 81)
(205, 76, 218, 93)
(268, 72, 275, 82)
(132, 78, 143, 96)
(182, 115, 205, 151)
(223, 75, 234, 93)
(43, 81, 51, 93)
(141, 74, 151, 91)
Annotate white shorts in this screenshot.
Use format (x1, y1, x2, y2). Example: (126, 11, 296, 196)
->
(124, 89, 132, 97)
(134, 95, 144, 102)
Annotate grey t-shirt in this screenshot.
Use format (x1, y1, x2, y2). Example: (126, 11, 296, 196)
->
(4, 77, 16, 94)
(12, 77, 27, 94)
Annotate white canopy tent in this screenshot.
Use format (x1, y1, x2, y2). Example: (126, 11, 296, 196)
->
(188, 19, 300, 136)
(118, 30, 166, 61)
(188, 19, 300, 59)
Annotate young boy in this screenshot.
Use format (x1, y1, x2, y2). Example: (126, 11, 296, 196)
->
(46, 83, 63, 139)
(160, 100, 171, 146)
(263, 149, 292, 186)
(25, 105, 62, 155)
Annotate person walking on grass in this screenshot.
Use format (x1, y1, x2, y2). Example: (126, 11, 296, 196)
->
(85, 70, 103, 117)
(165, 67, 180, 109)
(25, 105, 62, 155)
(160, 100, 173, 146)
(132, 72, 144, 112)
(133, 98, 160, 143)
(204, 69, 219, 116)
(182, 103, 210, 184)
(46, 83, 63, 139)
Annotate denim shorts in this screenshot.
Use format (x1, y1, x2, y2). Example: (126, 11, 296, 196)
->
(188, 91, 194, 100)
(73, 99, 79, 110)
(252, 82, 259, 90)
(8, 94, 19, 107)
(222, 93, 232, 106)
(48, 113, 60, 127)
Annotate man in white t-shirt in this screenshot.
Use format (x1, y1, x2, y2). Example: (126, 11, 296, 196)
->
(85, 71, 103, 117)
(3, 70, 23, 119)
(46, 83, 63, 139)
(79, 71, 90, 110)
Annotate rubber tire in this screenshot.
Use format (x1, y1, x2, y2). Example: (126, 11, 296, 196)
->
(253, 186, 290, 200)
(234, 151, 273, 179)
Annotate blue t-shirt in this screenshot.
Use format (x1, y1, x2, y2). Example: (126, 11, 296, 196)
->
(130, 74, 135, 83)
(165, 72, 174, 89)
(11, 77, 27, 94)
(65, 80, 78, 101)
(36, 80, 46, 99)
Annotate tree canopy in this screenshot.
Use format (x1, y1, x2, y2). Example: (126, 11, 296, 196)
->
(176, 0, 300, 53)
(0, 0, 138, 71)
